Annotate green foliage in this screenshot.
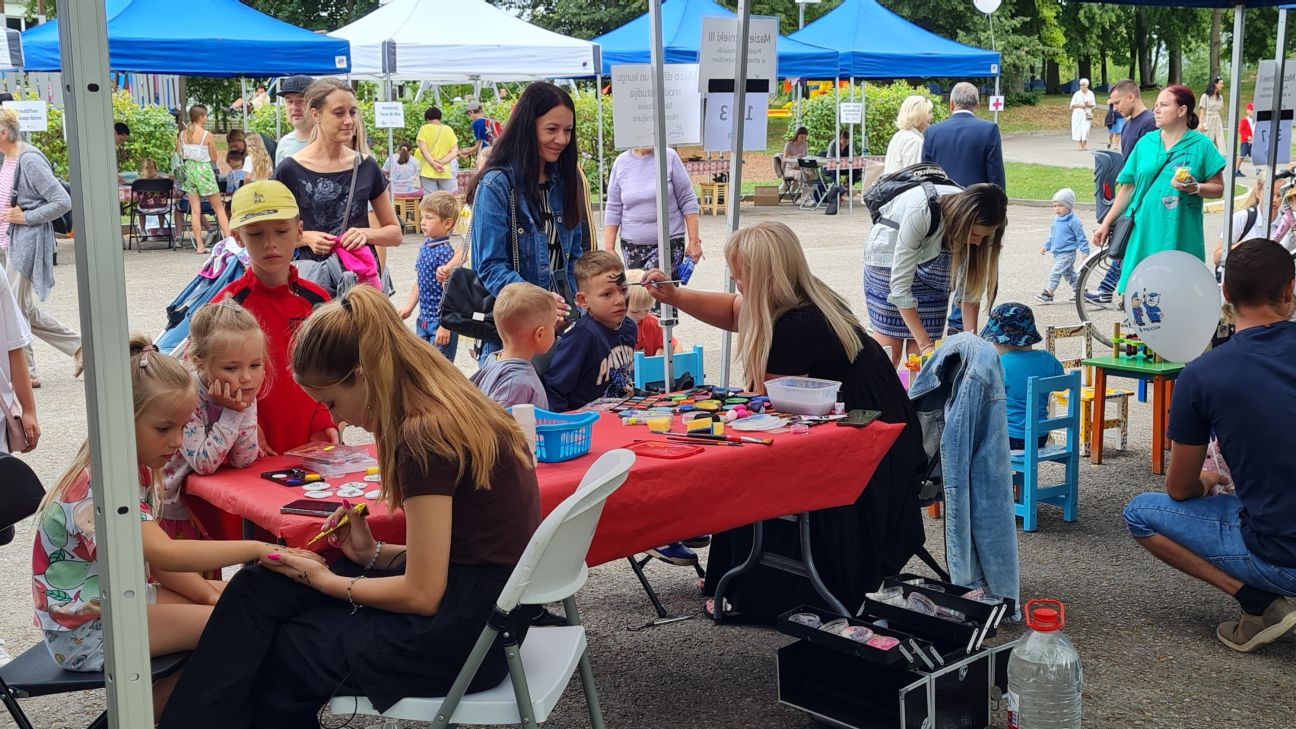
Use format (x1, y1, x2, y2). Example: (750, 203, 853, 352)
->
(1006, 90, 1042, 106)
(958, 11, 1057, 100)
(244, 0, 380, 30)
(794, 81, 948, 158)
(28, 101, 66, 179)
(111, 92, 180, 176)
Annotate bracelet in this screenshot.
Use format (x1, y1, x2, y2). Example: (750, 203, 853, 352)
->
(347, 575, 365, 614)
(363, 541, 385, 573)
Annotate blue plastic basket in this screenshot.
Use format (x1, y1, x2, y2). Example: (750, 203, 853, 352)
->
(531, 408, 599, 463)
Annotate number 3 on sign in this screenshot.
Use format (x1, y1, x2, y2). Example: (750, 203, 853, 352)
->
(716, 104, 755, 123)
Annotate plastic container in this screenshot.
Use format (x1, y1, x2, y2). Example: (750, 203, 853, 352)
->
(511, 404, 538, 467)
(1006, 599, 1083, 729)
(531, 408, 599, 463)
(764, 376, 842, 416)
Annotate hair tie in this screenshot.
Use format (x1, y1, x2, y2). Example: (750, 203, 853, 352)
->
(137, 343, 158, 368)
(341, 295, 353, 312)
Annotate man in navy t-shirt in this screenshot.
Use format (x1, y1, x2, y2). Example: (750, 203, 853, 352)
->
(1124, 238, 1296, 653)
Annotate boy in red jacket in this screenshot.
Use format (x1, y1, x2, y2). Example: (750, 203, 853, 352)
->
(214, 181, 337, 454)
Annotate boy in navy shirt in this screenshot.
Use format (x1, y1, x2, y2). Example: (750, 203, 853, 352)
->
(399, 191, 463, 360)
(1124, 238, 1296, 653)
(543, 250, 636, 411)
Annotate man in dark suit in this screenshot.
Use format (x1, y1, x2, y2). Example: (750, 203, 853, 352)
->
(922, 82, 1006, 333)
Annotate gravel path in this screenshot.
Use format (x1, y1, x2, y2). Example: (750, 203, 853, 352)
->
(1, 201, 1291, 729)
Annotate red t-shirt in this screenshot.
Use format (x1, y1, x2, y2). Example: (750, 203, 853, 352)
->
(634, 315, 678, 356)
(214, 268, 334, 453)
(1240, 117, 1254, 143)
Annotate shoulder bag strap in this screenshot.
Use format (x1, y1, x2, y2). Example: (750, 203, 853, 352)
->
(508, 179, 520, 273)
(336, 151, 361, 237)
(1127, 153, 1179, 217)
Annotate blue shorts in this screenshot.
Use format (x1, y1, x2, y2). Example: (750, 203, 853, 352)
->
(417, 317, 459, 362)
(1124, 492, 1296, 596)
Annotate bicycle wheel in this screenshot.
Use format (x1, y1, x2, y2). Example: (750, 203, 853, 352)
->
(1074, 248, 1125, 348)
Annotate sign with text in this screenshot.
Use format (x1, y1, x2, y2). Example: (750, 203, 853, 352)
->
(3, 100, 47, 132)
(839, 102, 863, 125)
(704, 93, 769, 152)
(1253, 59, 1296, 113)
(611, 64, 703, 149)
(698, 16, 779, 93)
(373, 101, 405, 129)
(1252, 118, 1292, 166)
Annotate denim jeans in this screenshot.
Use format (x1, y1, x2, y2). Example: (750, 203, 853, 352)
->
(1046, 250, 1078, 292)
(1124, 492, 1296, 596)
(1097, 258, 1122, 293)
(416, 318, 459, 362)
(476, 339, 502, 368)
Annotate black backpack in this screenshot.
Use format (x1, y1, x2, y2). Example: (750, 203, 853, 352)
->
(860, 162, 960, 238)
(1104, 106, 1118, 129)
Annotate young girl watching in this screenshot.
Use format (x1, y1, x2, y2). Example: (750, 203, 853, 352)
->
(158, 300, 265, 546)
(32, 337, 315, 719)
(158, 285, 541, 728)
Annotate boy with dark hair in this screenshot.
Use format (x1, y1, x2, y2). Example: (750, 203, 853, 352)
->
(542, 250, 636, 411)
(1124, 237, 1296, 653)
(215, 180, 336, 454)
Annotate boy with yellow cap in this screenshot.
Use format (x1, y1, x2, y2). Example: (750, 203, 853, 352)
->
(213, 180, 337, 454)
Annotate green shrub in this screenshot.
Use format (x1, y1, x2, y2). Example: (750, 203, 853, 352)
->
(112, 91, 180, 175)
(28, 101, 67, 179)
(793, 81, 948, 158)
(1006, 90, 1042, 107)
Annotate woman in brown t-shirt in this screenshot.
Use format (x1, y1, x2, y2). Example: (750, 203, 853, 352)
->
(158, 285, 541, 728)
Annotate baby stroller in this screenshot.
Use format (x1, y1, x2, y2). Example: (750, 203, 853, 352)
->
(154, 239, 248, 356)
(1092, 149, 1122, 224)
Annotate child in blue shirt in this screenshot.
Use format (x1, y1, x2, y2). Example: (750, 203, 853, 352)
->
(543, 251, 637, 411)
(399, 191, 463, 360)
(1035, 188, 1089, 304)
(981, 303, 1064, 450)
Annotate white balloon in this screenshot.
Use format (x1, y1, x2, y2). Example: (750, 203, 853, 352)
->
(1123, 251, 1221, 363)
(973, 0, 1002, 14)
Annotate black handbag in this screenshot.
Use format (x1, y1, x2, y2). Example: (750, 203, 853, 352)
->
(1106, 154, 1179, 260)
(438, 185, 520, 344)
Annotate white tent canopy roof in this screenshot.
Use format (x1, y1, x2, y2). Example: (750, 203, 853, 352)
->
(330, 0, 601, 81)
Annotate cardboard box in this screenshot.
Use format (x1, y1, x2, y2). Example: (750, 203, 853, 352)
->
(754, 185, 780, 206)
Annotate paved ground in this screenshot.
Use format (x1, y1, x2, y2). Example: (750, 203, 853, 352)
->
(2, 198, 1293, 729)
(1002, 130, 1109, 169)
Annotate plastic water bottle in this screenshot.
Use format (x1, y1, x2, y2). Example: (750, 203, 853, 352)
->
(1006, 599, 1083, 729)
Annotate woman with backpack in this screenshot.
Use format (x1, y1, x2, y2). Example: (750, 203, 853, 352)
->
(863, 180, 1008, 367)
(0, 107, 80, 388)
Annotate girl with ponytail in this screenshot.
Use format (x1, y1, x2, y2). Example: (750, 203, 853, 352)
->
(33, 336, 302, 721)
(159, 285, 541, 728)
(1092, 84, 1227, 297)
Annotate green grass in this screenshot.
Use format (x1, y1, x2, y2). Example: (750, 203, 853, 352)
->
(1004, 161, 1095, 201)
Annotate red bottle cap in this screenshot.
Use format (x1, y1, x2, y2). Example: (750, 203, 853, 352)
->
(1024, 598, 1066, 632)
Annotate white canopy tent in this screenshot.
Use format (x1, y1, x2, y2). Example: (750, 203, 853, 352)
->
(329, 0, 600, 82)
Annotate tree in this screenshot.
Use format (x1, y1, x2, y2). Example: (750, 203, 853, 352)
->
(244, 0, 380, 30)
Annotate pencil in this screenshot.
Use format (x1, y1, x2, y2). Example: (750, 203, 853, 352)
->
(306, 502, 368, 546)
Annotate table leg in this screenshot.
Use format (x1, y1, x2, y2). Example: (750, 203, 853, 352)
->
(712, 521, 764, 624)
(1090, 367, 1106, 464)
(1151, 376, 1166, 475)
(1163, 380, 1174, 447)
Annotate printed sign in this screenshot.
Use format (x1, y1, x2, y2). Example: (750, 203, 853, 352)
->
(839, 102, 863, 124)
(704, 93, 769, 152)
(698, 16, 779, 93)
(373, 102, 405, 129)
(1252, 119, 1292, 166)
(611, 64, 703, 149)
(988, 95, 1005, 112)
(3, 100, 47, 132)
(1253, 59, 1296, 113)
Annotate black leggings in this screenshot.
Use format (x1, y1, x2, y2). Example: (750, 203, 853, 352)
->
(1009, 434, 1052, 451)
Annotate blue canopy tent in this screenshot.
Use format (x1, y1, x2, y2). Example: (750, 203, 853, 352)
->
(21, 0, 351, 75)
(593, 0, 838, 78)
(788, 0, 998, 79)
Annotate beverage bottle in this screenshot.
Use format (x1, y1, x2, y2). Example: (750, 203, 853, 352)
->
(1006, 599, 1082, 729)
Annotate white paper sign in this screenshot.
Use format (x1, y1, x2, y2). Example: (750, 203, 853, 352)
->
(611, 64, 703, 149)
(373, 101, 405, 129)
(839, 102, 863, 125)
(698, 16, 779, 93)
(4, 100, 47, 132)
(1252, 119, 1292, 166)
(1254, 59, 1296, 113)
(704, 93, 769, 152)
(988, 95, 1005, 112)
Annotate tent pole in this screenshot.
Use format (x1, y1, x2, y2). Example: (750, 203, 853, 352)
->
(596, 74, 606, 226)
(648, 0, 674, 389)
(240, 77, 249, 132)
(719, 0, 753, 388)
(1220, 5, 1245, 267)
(56, 1, 154, 725)
(386, 74, 395, 161)
(990, 12, 999, 126)
(1263, 9, 1288, 235)
(849, 76, 855, 214)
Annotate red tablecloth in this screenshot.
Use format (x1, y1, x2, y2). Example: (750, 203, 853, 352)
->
(185, 413, 903, 566)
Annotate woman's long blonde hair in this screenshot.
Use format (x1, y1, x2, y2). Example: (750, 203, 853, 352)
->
(41, 337, 196, 512)
(940, 183, 1008, 308)
(291, 286, 530, 511)
(725, 222, 864, 391)
(243, 133, 273, 182)
(895, 95, 933, 132)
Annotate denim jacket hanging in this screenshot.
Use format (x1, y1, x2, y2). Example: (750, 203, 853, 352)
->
(909, 333, 1020, 607)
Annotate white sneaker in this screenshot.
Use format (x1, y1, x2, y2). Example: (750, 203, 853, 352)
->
(0, 638, 12, 667)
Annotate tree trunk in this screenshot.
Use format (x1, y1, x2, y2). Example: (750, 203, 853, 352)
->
(1136, 10, 1152, 87)
(1151, 44, 1162, 85)
(1100, 42, 1109, 88)
(1168, 38, 1183, 85)
(1046, 60, 1061, 94)
(1210, 10, 1222, 82)
(1079, 56, 1093, 85)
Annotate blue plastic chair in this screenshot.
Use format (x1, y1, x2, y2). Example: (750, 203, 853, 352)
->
(633, 345, 705, 391)
(1011, 371, 1082, 532)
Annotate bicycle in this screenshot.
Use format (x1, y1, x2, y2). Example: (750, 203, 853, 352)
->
(1073, 244, 1125, 348)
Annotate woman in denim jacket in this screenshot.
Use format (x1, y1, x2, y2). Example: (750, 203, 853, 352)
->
(466, 83, 589, 366)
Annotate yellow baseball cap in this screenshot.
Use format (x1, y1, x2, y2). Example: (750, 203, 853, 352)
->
(229, 180, 299, 229)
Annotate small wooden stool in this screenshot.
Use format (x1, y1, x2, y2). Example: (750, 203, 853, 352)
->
(392, 193, 422, 234)
(698, 182, 728, 216)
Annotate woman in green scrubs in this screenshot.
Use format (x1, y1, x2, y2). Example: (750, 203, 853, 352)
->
(1093, 84, 1228, 296)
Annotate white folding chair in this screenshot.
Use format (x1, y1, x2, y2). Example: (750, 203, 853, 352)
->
(330, 449, 635, 729)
